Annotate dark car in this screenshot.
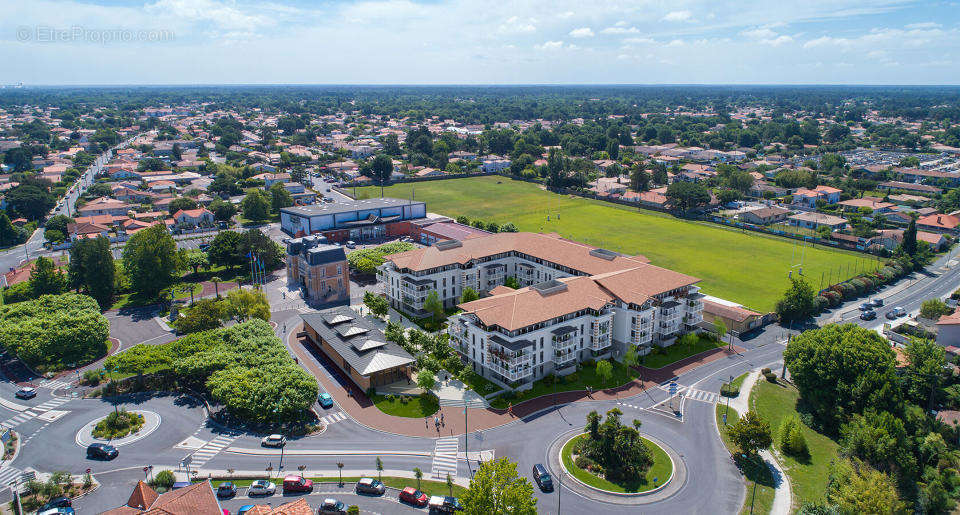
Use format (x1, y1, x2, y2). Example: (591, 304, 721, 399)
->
(39, 497, 72, 511)
(399, 487, 428, 507)
(14, 387, 37, 400)
(860, 310, 877, 321)
(871, 298, 885, 307)
(319, 498, 346, 514)
(428, 496, 463, 513)
(216, 482, 237, 498)
(86, 443, 118, 460)
(355, 477, 385, 495)
(532, 464, 553, 492)
(859, 302, 872, 311)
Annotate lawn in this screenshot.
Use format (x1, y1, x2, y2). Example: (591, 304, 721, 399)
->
(371, 393, 439, 418)
(489, 359, 638, 409)
(355, 176, 870, 311)
(721, 372, 750, 398)
(461, 372, 501, 397)
(639, 335, 724, 370)
(201, 476, 466, 498)
(560, 434, 672, 493)
(750, 379, 839, 507)
(109, 282, 202, 310)
(716, 404, 776, 515)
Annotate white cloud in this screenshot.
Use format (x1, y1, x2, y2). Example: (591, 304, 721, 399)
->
(906, 22, 941, 30)
(762, 35, 793, 46)
(741, 27, 778, 39)
(558, 11, 574, 19)
(569, 27, 594, 38)
(661, 10, 693, 22)
(622, 37, 656, 45)
(600, 26, 640, 34)
(535, 40, 564, 51)
(499, 16, 536, 34)
(145, 0, 274, 32)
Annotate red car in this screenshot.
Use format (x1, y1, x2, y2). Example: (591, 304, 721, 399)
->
(399, 487, 428, 507)
(282, 475, 313, 493)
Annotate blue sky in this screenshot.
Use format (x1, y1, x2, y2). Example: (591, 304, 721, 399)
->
(2, 0, 959, 85)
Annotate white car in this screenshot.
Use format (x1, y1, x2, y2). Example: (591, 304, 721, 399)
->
(261, 434, 286, 447)
(248, 480, 276, 496)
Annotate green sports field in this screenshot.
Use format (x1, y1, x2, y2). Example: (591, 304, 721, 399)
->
(354, 176, 873, 311)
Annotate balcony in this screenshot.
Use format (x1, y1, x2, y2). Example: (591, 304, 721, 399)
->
(487, 335, 534, 382)
(590, 334, 612, 351)
(554, 348, 576, 366)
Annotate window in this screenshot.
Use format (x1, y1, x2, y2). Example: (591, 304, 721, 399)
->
(337, 265, 342, 275)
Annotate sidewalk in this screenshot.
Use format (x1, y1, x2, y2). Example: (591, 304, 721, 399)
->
(172, 467, 471, 487)
(289, 324, 745, 437)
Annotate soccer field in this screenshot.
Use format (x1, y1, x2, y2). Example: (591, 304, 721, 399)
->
(353, 176, 872, 312)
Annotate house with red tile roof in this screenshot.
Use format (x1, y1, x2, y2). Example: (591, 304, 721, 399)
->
(173, 208, 214, 228)
(917, 213, 960, 235)
(102, 480, 223, 515)
(77, 197, 133, 217)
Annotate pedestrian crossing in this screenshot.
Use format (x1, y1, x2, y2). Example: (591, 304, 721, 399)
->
(0, 466, 22, 487)
(655, 383, 719, 404)
(438, 397, 490, 409)
(33, 397, 72, 411)
(430, 437, 459, 480)
(320, 411, 347, 426)
(189, 434, 238, 467)
(0, 411, 39, 429)
(38, 378, 74, 390)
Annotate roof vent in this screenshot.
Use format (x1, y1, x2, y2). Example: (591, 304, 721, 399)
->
(352, 339, 388, 352)
(532, 279, 568, 296)
(434, 239, 463, 251)
(336, 325, 369, 339)
(322, 312, 353, 326)
(589, 248, 619, 261)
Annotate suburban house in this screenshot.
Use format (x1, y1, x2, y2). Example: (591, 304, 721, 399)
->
(739, 206, 790, 225)
(102, 480, 224, 515)
(285, 234, 350, 307)
(301, 306, 415, 391)
(173, 208, 215, 228)
(66, 221, 111, 241)
(430, 236, 703, 388)
(279, 198, 427, 242)
(790, 185, 842, 208)
(837, 197, 895, 215)
(77, 197, 133, 217)
(701, 297, 765, 335)
(917, 213, 960, 235)
(480, 155, 511, 173)
(937, 311, 960, 349)
(877, 181, 942, 195)
(254, 172, 291, 188)
(919, 231, 951, 251)
(787, 212, 848, 231)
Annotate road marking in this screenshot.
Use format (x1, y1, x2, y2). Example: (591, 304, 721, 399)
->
(189, 434, 239, 466)
(320, 411, 347, 426)
(0, 466, 22, 487)
(431, 437, 459, 480)
(38, 378, 73, 391)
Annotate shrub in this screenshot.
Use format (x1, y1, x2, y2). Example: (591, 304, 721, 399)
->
(150, 470, 175, 489)
(837, 283, 856, 300)
(813, 296, 828, 313)
(763, 371, 778, 383)
(575, 455, 598, 471)
(92, 408, 144, 439)
(720, 382, 740, 397)
(850, 278, 867, 295)
(823, 291, 841, 307)
(778, 414, 808, 457)
(542, 374, 555, 385)
(347, 506, 360, 515)
(761, 367, 771, 375)
(83, 369, 103, 386)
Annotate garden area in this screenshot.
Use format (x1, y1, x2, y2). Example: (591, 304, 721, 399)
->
(721, 372, 749, 398)
(16, 471, 94, 514)
(355, 176, 865, 312)
(92, 408, 145, 439)
(715, 404, 776, 515)
(371, 392, 439, 418)
(560, 409, 672, 493)
(489, 359, 639, 410)
(639, 333, 724, 370)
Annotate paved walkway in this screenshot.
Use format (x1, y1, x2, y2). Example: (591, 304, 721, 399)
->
(288, 323, 745, 437)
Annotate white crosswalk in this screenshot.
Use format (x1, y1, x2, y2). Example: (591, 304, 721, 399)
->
(0, 411, 39, 429)
(430, 437, 459, 480)
(189, 434, 239, 467)
(683, 388, 719, 404)
(0, 466, 22, 487)
(320, 411, 347, 426)
(33, 397, 72, 411)
(0, 396, 74, 429)
(38, 378, 74, 390)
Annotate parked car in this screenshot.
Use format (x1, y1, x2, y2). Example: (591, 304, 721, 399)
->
(859, 302, 872, 311)
(39, 497, 72, 511)
(216, 482, 237, 498)
(318, 392, 334, 409)
(532, 464, 553, 492)
(261, 434, 286, 447)
(860, 310, 877, 321)
(345, 241, 356, 249)
(15, 387, 36, 400)
(86, 443, 118, 460)
(248, 480, 277, 496)
(38, 508, 74, 515)
(318, 498, 346, 514)
(172, 482, 191, 490)
(428, 495, 463, 513)
(355, 478, 385, 495)
(871, 298, 885, 307)
(237, 506, 256, 515)
(282, 475, 313, 493)
(399, 487, 428, 507)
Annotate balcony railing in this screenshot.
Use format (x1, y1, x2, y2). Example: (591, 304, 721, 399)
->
(590, 334, 612, 351)
(554, 350, 576, 366)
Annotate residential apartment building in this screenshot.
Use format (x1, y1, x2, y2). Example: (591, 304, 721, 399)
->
(378, 232, 703, 389)
(286, 234, 350, 307)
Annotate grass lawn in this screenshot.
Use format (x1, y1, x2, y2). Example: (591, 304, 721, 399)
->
(200, 476, 466, 498)
(750, 379, 839, 507)
(721, 372, 750, 398)
(489, 359, 638, 409)
(371, 393, 439, 418)
(560, 434, 672, 493)
(109, 282, 202, 310)
(461, 373, 501, 397)
(716, 404, 776, 515)
(639, 336, 724, 370)
(356, 176, 870, 311)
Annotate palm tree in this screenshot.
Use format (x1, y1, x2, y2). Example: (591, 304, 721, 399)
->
(413, 467, 422, 490)
(210, 276, 222, 298)
(337, 462, 344, 487)
(298, 465, 306, 478)
(376, 457, 383, 482)
(446, 473, 453, 496)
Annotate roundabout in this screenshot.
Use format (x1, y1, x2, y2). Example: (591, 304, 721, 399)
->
(547, 429, 687, 505)
(75, 409, 162, 448)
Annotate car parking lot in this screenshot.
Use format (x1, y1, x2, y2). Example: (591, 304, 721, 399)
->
(216, 484, 426, 514)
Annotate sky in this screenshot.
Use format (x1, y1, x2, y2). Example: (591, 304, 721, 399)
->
(2, 0, 960, 85)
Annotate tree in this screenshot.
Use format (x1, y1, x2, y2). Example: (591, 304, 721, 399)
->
(241, 229, 285, 271)
(595, 360, 613, 386)
(223, 288, 270, 323)
(6, 184, 55, 220)
(185, 251, 209, 276)
(69, 236, 115, 308)
(122, 224, 182, 299)
(269, 182, 293, 213)
(29, 257, 67, 298)
(826, 458, 905, 514)
(920, 298, 950, 320)
(45, 214, 74, 236)
(174, 298, 224, 334)
(242, 190, 271, 221)
(0, 213, 24, 247)
(363, 291, 389, 318)
(778, 414, 808, 457)
(207, 230, 245, 269)
(210, 276, 223, 298)
(839, 409, 911, 474)
(500, 222, 518, 233)
(576, 409, 652, 482)
(167, 196, 198, 214)
(623, 345, 639, 369)
(370, 154, 393, 184)
(424, 291, 444, 323)
(417, 370, 436, 391)
(460, 287, 479, 303)
(460, 458, 537, 515)
(714, 318, 727, 342)
(902, 218, 918, 256)
(783, 324, 901, 431)
(209, 198, 237, 222)
(775, 276, 816, 324)
(630, 162, 649, 192)
(446, 473, 454, 496)
(665, 181, 711, 213)
(725, 410, 772, 456)
(375, 456, 383, 481)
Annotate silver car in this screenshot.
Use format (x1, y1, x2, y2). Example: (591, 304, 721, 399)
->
(260, 434, 286, 447)
(248, 480, 276, 496)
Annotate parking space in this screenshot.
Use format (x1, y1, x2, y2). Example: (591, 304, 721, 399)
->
(217, 485, 425, 513)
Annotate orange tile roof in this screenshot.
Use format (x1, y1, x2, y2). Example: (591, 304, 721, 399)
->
(385, 232, 649, 274)
(918, 213, 960, 230)
(125, 481, 159, 511)
(103, 480, 222, 515)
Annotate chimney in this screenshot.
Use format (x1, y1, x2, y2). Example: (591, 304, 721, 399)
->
(939, 216, 943, 223)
